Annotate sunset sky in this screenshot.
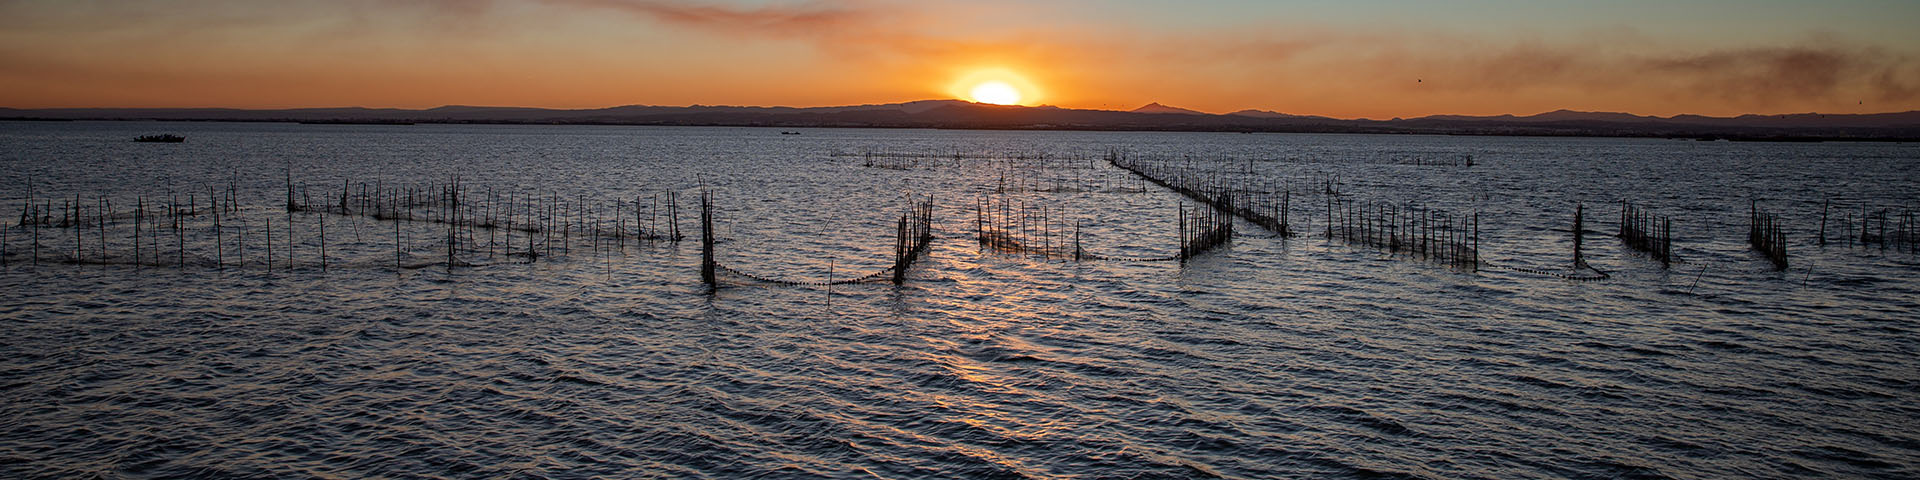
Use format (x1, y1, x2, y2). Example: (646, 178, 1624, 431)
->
(3, 0, 1917, 118)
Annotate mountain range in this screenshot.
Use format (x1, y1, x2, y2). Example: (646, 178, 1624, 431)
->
(6, 100, 1919, 140)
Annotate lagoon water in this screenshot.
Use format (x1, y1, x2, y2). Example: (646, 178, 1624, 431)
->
(2, 121, 1917, 478)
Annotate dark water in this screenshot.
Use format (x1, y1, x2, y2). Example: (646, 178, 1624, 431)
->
(2, 122, 1917, 478)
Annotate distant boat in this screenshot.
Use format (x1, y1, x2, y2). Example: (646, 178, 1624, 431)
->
(134, 134, 184, 143)
(780, 131, 801, 135)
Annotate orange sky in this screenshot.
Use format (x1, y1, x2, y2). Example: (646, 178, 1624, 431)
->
(2, 0, 1917, 118)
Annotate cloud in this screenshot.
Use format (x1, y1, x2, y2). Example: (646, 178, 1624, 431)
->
(534, 0, 1054, 61)
(540, 0, 880, 43)
(1221, 30, 1920, 113)
(1642, 46, 1916, 104)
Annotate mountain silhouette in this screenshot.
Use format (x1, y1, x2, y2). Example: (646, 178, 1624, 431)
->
(5, 101, 1918, 140)
(1130, 103, 1208, 115)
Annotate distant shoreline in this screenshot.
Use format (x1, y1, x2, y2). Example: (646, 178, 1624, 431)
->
(4, 112, 1917, 143)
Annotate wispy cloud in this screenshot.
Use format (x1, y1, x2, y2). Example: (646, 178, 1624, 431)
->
(1643, 46, 1916, 104)
(543, 0, 868, 36)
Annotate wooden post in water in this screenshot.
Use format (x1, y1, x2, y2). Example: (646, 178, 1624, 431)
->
(73, 196, 82, 263)
(1472, 211, 1480, 271)
(1074, 220, 1083, 261)
(318, 208, 327, 272)
(893, 214, 906, 284)
(31, 199, 38, 265)
(699, 190, 715, 289)
(447, 181, 458, 271)
(1573, 202, 1585, 268)
(1662, 216, 1672, 267)
(285, 168, 295, 212)
(287, 192, 295, 269)
(394, 208, 402, 270)
(1819, 199, 1829, 246)
(1178, 205, 1188, 262)
(96, 198, 106, 263)
(669, 190, 681, 241)
(176, 199, 185, 269)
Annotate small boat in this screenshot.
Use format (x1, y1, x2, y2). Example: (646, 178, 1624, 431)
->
(780, 131, 801, 135)
(134, 134, 185, 143)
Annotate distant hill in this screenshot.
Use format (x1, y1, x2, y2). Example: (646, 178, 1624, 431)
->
(1417, 109, 1663, 123)
(1130, 102, 1208, 115)
(1227, 109, 1325, 120)
(5, 101, 1918, 140)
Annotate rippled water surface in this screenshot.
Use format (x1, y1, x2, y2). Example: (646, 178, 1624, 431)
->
(3, 122, 1918, 478)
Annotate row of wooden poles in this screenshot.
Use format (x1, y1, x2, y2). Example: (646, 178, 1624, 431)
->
(1108, 151, 1297, 237)
(892, 197, 936, 283)
(971, 194, 1234, 263)
(291, 176, 692, 269)
(6, 181, 280, 269)
(7, 170, 1907, 279)
(1620, 201, 1674, 267)
(1818, 200, 1917, 252)
(699, 194, 936, 288)
(1177, 202, 1233, 262)
(863, 151, 1072, 170)
(288, 176, 685, 244)
(974, 195, 1083, 260)
(991, 170, 1150, 195)
(1325, 197, 1481, 270)
(1750, 201, 1789, 271)
(3, 177, 689, 270)
(841, 148, 1068, 169)
(1387, 153, 1474, 167)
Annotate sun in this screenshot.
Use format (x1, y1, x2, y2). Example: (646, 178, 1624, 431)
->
(969, 81, 1022, 105)
(949, 68, 1039, 106)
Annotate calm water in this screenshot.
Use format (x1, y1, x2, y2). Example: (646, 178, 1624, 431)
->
(2, 121, 1917, 479)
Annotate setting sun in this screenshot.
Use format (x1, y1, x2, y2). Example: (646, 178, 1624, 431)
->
(949, 68, 1040, 106)
(969, 81, 1021, 105)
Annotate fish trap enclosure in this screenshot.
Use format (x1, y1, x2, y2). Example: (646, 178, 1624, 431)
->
(3, 176, 691, 272)
(1108, 150, 1299, 236)
(1618, 201, 1675, 267)
(1176, 202, 1234, 262)
(1749, 201, 1789, 270)
(1322, 195, 1480, 270)
(844, 147, 1152, 195)
(1817, 200, 1918, 254)
(704, 194, 936, 287)
(974, 195, 1088, 261)
(970, 200, 1230, 263)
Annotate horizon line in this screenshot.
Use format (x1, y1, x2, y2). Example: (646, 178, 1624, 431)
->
(6, 99, 1919, 122)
